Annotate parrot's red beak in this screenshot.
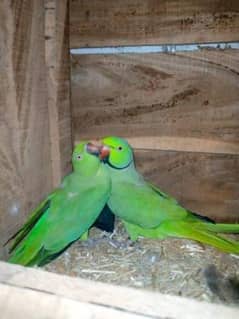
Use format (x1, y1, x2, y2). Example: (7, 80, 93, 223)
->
(99, 145, 110, 161)
(86, 142, 110, 160)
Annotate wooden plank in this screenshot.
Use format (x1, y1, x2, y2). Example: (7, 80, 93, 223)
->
(127, 136, 239, 155)
(0, 262, 239, 319)
(0, 284, 146, 319)
(45, 0, 72, 185)
(0, 1, 72, 258)
(71, 49, 239, 221)
(71, 50, 239, 146)
(70, 0, 239, 48)
(0, 0, 52, 259)
(72, 49, 239, 149)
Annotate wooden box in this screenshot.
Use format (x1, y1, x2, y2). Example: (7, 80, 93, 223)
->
(0, 1, 238, 317)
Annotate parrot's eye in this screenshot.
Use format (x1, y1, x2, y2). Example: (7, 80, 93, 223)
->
(77, 154, 82, 160)
(118, 146, 123, 151)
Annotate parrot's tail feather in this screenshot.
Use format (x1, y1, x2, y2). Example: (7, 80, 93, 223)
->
(160, 221, 239, 254)
(8, 240, 40, 266)
(200, 223, 239, 234)
(6, 199, 50, 253)
(8, 214, 49, 266)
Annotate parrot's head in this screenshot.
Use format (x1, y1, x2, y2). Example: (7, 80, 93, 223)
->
(72, 141, 107, 175)
(101, 136, 134, 169)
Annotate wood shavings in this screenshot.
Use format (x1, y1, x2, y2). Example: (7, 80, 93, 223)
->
(45, 221, 239, 306)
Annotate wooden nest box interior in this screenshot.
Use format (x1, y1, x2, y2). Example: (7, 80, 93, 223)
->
(0, 1, 239, 318)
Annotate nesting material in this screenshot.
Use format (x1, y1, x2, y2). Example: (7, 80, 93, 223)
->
(45, 221, 239, 306)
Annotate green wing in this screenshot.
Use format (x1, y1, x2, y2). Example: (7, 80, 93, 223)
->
(108, 180, 187, 229)
(8, 180, 110, 266)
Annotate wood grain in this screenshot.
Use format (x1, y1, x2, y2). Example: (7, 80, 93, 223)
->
(0, 1, 72, 258)
(70, 0, 239, 48)
(0, 0, 51, 259)
(127, 136, 239, 155)
(72, 50, 239, 148)
(45, 0, 72, 185)
(72, 49, 239, 221)
(0, 261, 239, 319)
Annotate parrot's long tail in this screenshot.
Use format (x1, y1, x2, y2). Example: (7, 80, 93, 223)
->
(8, 212, 50, 266)
(199, 223, 239, 234)
(160, 221, 239, 254)
(8, 233, 43, 266)
(189, 211, 239, 233)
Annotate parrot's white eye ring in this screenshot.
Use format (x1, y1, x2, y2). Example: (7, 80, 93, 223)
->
(118, 146, 123, 151)
(77, 155, 82, 160)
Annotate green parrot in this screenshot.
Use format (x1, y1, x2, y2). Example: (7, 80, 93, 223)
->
(6, 142, 111, 266)
(100, 136, 239, 254)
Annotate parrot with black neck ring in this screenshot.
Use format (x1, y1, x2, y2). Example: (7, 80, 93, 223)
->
(100, 136, 239, 254)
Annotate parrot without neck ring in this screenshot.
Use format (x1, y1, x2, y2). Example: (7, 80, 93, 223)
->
(101, 136, 239, 255)
(6, 141, 111, 266)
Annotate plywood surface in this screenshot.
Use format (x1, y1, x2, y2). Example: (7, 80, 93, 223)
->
(0, 1, 72, 258)
(70, 0, 239, 48)
(72, 49, 239, 221)
(0, 261, 238, 319)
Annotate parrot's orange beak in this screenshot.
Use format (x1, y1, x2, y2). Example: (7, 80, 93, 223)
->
(99, 145, 110, 160)
(86, 142, 110, 160)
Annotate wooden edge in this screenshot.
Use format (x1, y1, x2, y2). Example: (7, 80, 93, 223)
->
(127, 137, 239, 155)
(45, 2, 63, 187)
(0, 261, 238, 319)
(75, 136, 239, 155)
(0, 283, 145, 319)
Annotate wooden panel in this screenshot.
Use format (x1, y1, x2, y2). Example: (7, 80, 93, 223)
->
(71, 49, 239, 221)
(0, 1, 71, 259)
(1, 262, 239, 319)
(0, 0, 51, 259)
(45, 0, 72, 184)
(72, 50, 239, 147)
(70, 0, 239, 48)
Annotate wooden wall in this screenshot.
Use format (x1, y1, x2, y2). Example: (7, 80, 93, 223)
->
(70, 0, 239, 48)
(70, 0, 239, 222)
(0, 0, 72, 259)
